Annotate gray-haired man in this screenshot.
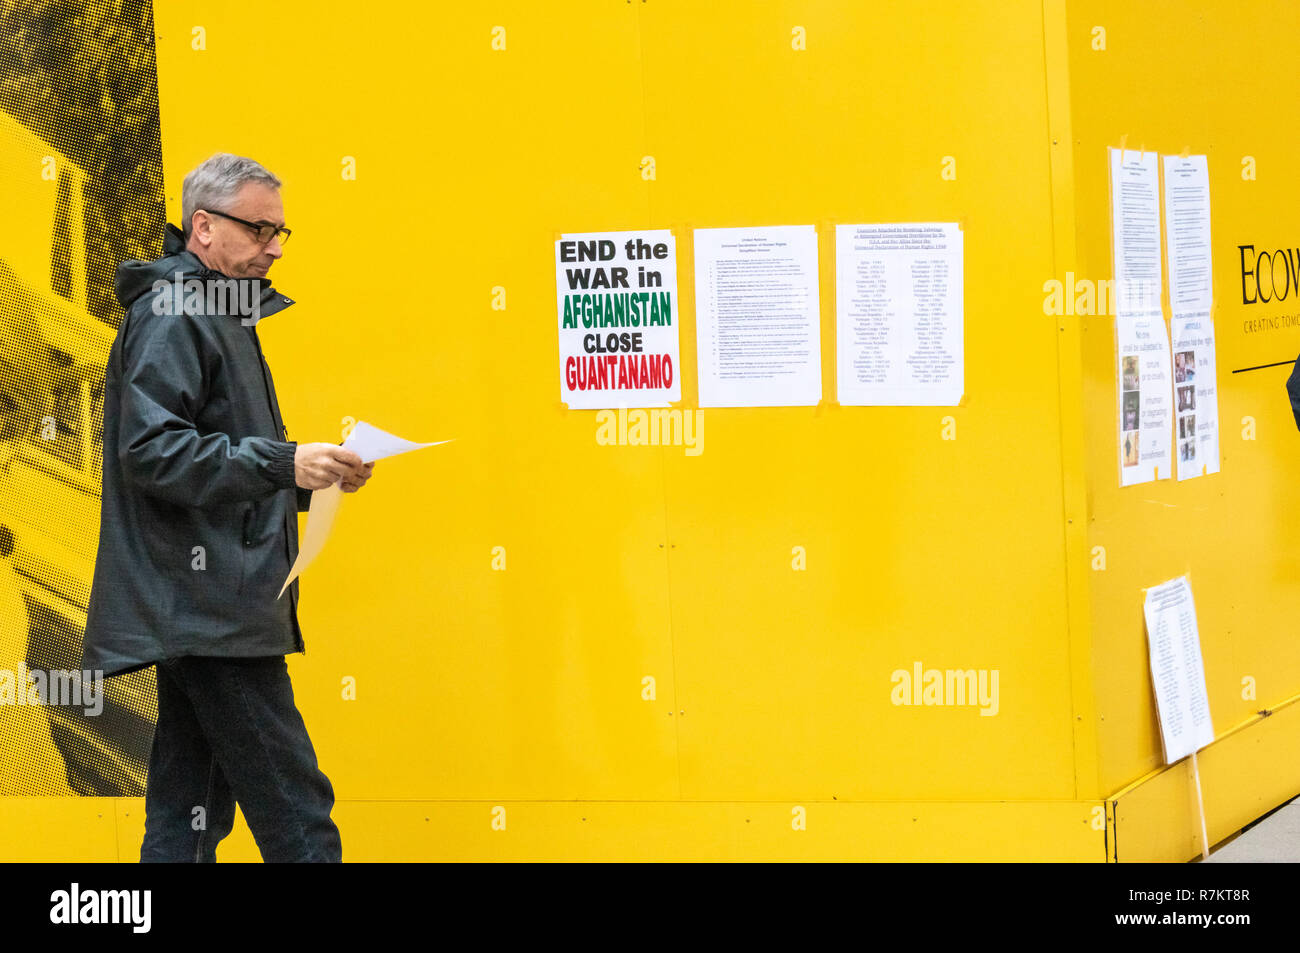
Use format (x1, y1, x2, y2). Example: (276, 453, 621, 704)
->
(83, 153, 371, 862)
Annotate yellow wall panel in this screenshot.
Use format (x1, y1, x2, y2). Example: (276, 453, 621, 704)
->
(1114, 696, 1300, 861)
(640, 0, 1077, 800)
(153, 2, 681, 803)
(1063, 0, 1300, 800)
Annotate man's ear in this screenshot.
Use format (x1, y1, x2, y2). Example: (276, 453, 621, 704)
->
(188, 210, 212, 247)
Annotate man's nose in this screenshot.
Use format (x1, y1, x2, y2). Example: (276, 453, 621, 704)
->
(265, 236, 284, 258)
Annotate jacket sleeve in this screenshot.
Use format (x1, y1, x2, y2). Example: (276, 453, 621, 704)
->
(1288, 358, 1300, 431)
(296, 486, 312, 512)
(117, 306, 300, 507)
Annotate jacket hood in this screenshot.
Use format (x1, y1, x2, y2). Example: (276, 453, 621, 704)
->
(114, 223, 294, 319)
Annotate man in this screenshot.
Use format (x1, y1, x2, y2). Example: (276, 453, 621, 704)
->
(82, 153, 371, 862)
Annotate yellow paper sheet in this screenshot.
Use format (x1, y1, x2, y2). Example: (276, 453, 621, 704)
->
(276, 421, 452, 597)
(278, 483, 343, 598)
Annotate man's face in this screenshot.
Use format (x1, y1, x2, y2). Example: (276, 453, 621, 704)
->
(188, 181, 286, 279)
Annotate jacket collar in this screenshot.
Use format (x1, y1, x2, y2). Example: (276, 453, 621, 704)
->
(162, 223, 296, 322)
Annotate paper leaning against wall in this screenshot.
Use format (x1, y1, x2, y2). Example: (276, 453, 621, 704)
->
(1142, 575, 1214, 764)
(278, 422, 452, 597)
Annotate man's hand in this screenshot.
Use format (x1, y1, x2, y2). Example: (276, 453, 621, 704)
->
(340, 460, 374, 493)
(294, 443, 366, 490)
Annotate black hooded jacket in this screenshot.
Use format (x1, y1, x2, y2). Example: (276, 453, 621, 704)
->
(82, 223, 311, 677)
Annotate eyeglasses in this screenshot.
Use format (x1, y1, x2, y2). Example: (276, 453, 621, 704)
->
(203, 208, 292, 246)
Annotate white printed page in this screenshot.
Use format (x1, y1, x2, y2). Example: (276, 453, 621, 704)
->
(693, 225, 822, 407)
(835, 222, 963, 406)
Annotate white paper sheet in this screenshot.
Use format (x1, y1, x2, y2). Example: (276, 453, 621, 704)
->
(835, 223, 964, 405)
(1163, 155, 1221, 480)
(1143, 575, 1214, 764)
(693, 225, 822, 407)
(342, 420, 447, 463)
(1110, 147, 1174, 485)
(278, 422, 452, 597)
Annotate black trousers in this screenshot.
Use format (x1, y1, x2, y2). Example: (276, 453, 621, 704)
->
(140, 655, 342, 862)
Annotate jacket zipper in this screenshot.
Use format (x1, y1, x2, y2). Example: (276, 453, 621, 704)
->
(247, 325, 306, 656)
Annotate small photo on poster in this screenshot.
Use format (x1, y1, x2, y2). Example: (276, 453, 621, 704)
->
(1122, 390, 1140, 431)
(1175, 350, 1196, 384)
(1180, 438, 1197, 463)
(1177, 385, 1196, 413)
(1179, 414, 1196, 439)
(1123, 429, 1140, 467)
(1122, 355, 1140, 391)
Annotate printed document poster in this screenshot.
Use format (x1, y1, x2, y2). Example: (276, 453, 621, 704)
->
(835, 223, 964, 405)
(1110, 147, 1173, 486)
(693, 224, 822, 407)
(556, 229, 681, 410)
(1142, 575, 1214, 764)
(1162, 154, 1221, 480)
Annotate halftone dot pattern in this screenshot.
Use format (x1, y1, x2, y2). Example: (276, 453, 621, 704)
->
(0, 0, 163, 796)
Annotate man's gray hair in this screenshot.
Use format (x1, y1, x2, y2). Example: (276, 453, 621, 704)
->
(181, 153, 281, 239)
